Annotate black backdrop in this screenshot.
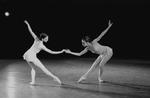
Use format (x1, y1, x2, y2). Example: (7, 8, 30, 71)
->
(0, 0, 150, 60)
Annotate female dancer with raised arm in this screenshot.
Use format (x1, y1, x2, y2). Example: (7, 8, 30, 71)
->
(65, 20, 113, 83)
(23, 20, 64, 85)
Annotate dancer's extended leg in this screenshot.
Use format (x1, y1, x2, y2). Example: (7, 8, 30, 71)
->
(98, 49, 113, 83)
(78, 55, 102, 83)
(33, 59, 61, 84)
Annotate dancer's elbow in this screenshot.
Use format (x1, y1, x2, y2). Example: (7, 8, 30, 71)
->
(78, 53, 82, 56)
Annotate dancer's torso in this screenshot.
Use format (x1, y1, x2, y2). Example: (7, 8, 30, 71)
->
(28, 39, 42, 54)
(87, 42, 107, 55)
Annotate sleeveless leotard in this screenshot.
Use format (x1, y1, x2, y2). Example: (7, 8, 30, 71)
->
(23, 39, 42, 62)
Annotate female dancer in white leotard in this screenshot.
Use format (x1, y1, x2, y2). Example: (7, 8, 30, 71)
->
(65, 20, 113, 83)
(23, 20, 64, 85)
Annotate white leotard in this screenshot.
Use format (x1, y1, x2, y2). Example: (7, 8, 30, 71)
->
(23, 38, 43, 62)
(88, 42, 112, 56)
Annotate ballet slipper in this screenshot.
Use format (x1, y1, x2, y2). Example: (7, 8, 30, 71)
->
(98, 78, 104, 83)
(53, 77, 61, 84)
(78, 76, 86, 83)
(29, 81, 35, 85)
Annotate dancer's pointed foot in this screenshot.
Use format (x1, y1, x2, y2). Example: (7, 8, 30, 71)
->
(54, 77, 61, 84)
(98, 78, 104, 83)
(78, 76, 86, 83)
(29, 81, 35, 85)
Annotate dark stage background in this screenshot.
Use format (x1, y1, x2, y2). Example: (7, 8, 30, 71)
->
(0, 0, 150, 60)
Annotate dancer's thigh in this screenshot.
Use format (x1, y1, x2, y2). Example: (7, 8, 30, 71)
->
(27, 61, 36, 69)
(32, 58, 47, 70)
(93, 55, 102, 66)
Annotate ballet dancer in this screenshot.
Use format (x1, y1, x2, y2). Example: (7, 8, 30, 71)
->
(23, 20, 64, 85)
(65, 20, 113, 83)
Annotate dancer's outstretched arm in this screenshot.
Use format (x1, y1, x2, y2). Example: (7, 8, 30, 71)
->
(93, 20, 113, 42)
(42, 44, 64, 54)
(65, 48, 88, 56)
(24, 20, 37, 39)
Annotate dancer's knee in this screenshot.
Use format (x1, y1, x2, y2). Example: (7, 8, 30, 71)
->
(31, 68, 35, 72)
(99, 66, 103, 69)
(27, 61, 35, 69)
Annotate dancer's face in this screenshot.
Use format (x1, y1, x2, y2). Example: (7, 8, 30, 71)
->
(43, 36, 49, 42)
(82, 40, 88, 47)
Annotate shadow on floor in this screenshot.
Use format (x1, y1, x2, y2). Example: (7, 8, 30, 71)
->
(79, 81, 150, 91)
(33, 83, 150, 98)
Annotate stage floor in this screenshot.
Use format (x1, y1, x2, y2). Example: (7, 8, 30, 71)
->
(0, 58, 150, 98)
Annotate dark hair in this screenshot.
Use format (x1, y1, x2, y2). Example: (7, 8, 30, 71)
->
(39, 33, 48, 40)
(82, 36, 91, 43)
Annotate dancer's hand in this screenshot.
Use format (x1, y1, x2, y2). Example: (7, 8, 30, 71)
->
(65, 49, 71, 54)
(108, 20, 113, 27)
(62, 49, 66, 53)
(24, 20, 28, 24)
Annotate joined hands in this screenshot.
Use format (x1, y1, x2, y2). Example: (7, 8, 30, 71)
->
(63, 49, 71, 54)
(60, 49, 72, 54)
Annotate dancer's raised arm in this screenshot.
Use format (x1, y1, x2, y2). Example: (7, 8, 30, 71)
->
(93, 20, 113, 42)
(65, 48, 88, 56)
(24, 20, 37, 39)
